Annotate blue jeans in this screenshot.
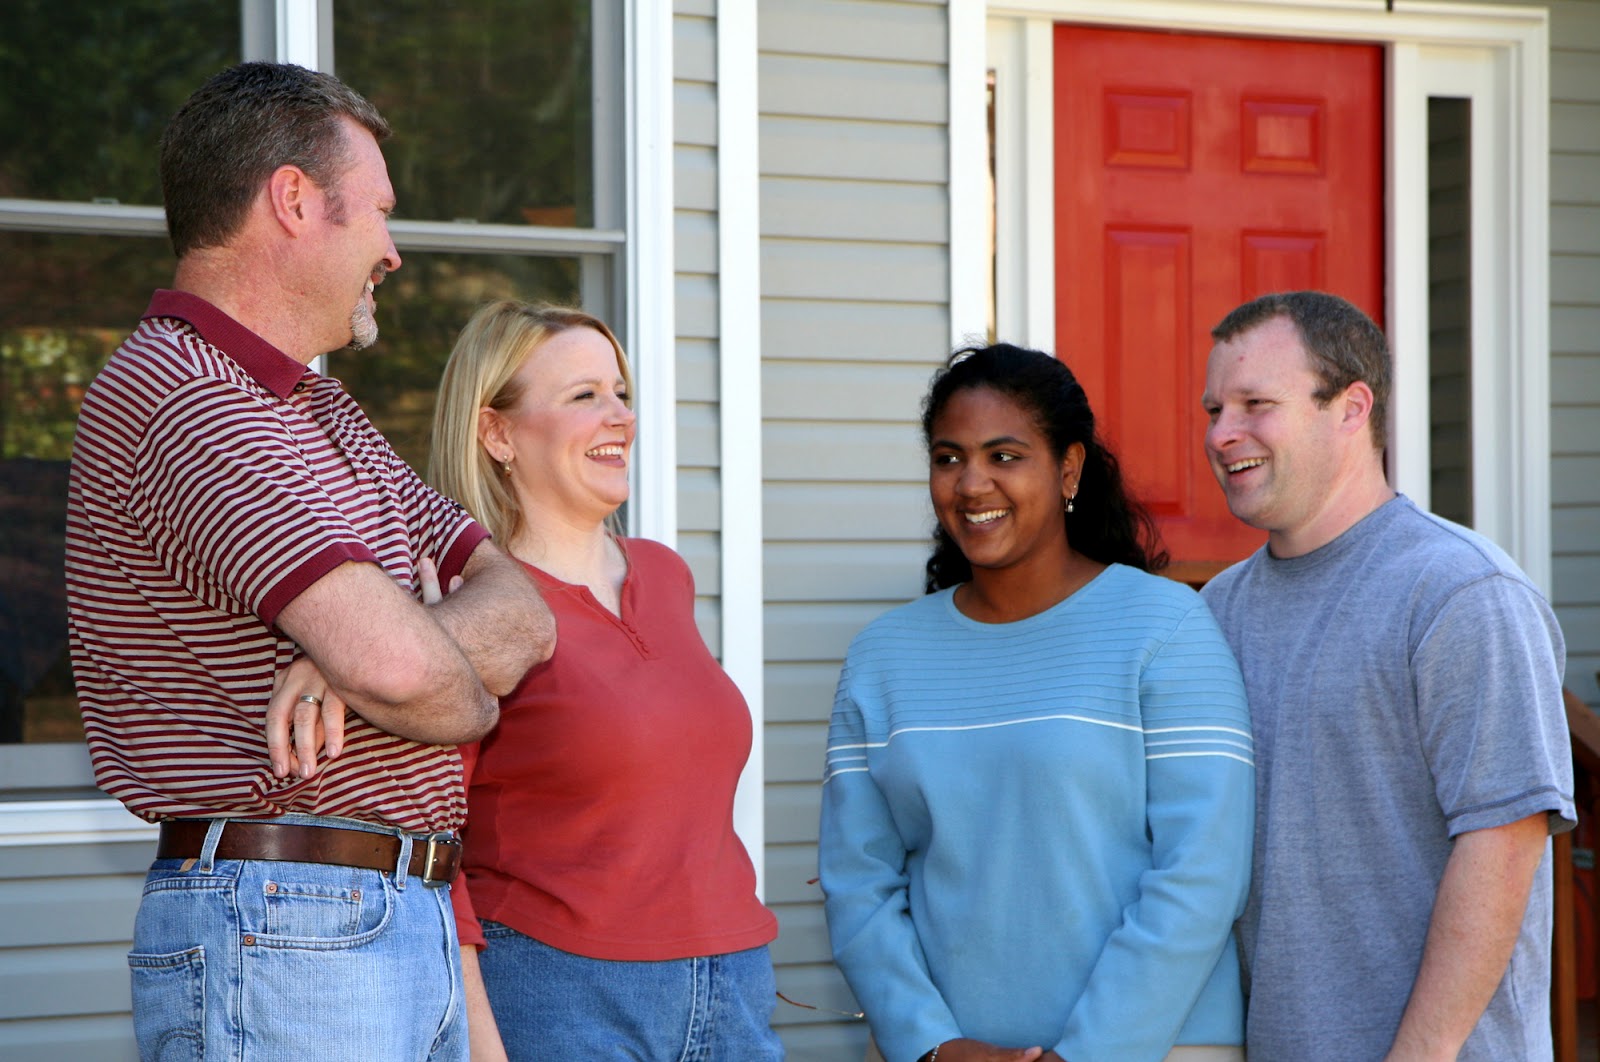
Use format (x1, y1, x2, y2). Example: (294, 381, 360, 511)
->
(477, 921, 784, 1061)
(127, 816, 466, 1062)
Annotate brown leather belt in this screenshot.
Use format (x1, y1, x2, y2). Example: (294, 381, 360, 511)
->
(156, 819, 462, 886)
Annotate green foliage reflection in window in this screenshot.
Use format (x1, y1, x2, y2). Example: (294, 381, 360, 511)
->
(334, 0, 596, 228)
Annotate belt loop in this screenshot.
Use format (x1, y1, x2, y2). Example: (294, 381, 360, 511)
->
(394, 833, 412, 892)
(198, 820, 226, 874)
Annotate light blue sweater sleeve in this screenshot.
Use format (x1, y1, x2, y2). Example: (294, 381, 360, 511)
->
(1054, 599, 1255, 1060)
(820, 652, 961, 1062)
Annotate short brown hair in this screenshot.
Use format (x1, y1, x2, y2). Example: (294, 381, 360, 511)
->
(159, 62, 390, 256)
(1212, 290, 1390, 450)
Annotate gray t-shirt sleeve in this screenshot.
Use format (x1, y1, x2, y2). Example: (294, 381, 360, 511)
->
(1412, 572, 1575, 837)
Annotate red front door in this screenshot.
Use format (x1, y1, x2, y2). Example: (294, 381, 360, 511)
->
(1054, 25, 1384, 577)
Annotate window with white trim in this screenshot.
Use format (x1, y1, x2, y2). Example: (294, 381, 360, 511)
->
(0, 0, 633, 788)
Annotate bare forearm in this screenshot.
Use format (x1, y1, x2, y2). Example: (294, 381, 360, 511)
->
(459, 945, 509, 1062)
(343, 647, 498, 744)
(432, 543, 555, 695)
(1384, 814, 1549, 1062)
(276, 561, 498, 744)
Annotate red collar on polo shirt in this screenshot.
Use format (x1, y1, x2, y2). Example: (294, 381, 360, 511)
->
(143, 289, 312, 400)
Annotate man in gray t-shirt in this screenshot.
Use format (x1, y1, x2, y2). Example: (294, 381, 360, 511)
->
(1198, 291, 1573, 1062)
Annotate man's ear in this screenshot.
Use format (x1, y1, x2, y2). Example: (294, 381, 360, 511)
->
(1339, 380, 1376, 437)
(267, 164, 312, 233)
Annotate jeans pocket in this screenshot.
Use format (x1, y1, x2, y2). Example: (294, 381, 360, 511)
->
(252, 869, 393, 949)
(127, 946, 205, 1062)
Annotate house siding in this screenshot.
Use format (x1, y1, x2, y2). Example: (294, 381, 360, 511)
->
(757, 0, 950, 1055)
(1542, 0, 1600, 708)
(0, 842, 146, 1060)
(675, 0, 725, 642)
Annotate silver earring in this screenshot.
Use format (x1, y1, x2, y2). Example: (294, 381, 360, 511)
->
(1065, 493, 1076, 514)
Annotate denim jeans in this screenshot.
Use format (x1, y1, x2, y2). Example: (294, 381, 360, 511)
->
(477, 921, 784, 1061)
(127, 816, 466, 1062)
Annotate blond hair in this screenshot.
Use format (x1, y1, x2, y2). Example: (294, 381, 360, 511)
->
(428, 300, 633, 544)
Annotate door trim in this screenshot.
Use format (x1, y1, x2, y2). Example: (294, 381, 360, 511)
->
(978, 0, 1552, 590)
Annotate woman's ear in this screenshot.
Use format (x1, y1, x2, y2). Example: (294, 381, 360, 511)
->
(1060, 440, 1087, 499)
(478, 406, 509, 463)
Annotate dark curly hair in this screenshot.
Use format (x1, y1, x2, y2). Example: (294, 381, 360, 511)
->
(920, 343, 1168, 592)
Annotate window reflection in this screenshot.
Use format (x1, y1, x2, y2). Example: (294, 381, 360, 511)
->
(334, 0, 596, 228)
(0, 1, 240, 205)
(0, 232, 176, 744)
(1428, 97, 1472, 526)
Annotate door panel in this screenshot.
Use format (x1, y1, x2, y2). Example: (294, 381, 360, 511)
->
(1055, 25, 1383, 572)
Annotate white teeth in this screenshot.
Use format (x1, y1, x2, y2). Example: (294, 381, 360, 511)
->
(965, 509, 1008, 524)
(1225, 458, 1265, 473)
(587, 445, 624, 458)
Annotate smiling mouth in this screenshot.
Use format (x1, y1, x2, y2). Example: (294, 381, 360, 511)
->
(586, 444, 625, 459)
(964, 508, 1009, 524)
(1224, 458, 1265, 474)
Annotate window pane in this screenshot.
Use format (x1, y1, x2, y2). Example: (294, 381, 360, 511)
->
(331, 251, 585, 473)
(1428, 97, 1472, 526)
(0, 232, 176, 744)
(334, 1, 597, 228)
(0, 0, 241, 206)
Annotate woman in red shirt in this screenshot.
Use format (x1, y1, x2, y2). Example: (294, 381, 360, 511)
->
(428, 301, 781, 1060)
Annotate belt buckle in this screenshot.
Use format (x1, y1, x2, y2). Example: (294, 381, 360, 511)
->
(419, 832, 458, 887)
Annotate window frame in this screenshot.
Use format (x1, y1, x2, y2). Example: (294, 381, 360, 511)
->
(0, 0, 674, 840)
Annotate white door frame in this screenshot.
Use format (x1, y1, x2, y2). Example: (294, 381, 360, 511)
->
(974, 0, 1551, 590)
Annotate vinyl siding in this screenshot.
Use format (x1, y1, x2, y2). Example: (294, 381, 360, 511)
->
(675, 0, 725, 647)
(1543, 0, 1600, 707)
(0, 843, 147, 1060)
(757, 1, 950, 1055)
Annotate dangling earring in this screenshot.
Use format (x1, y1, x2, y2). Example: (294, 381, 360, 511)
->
(500, 452, 514, 476)
(1065, 491, 1076, 514)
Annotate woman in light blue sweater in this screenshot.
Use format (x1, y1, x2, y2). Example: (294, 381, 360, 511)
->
(819, 344, 1253, 1062)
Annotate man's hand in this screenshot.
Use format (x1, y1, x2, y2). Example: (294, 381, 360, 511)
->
(265, 655, 347, 779)
(275, 557, 500, 746)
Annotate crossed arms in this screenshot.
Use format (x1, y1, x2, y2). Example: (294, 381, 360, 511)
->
(268, 539, 552, 766)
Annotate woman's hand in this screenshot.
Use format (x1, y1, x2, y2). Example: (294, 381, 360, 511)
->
(418, 555, 464, 606)
(929, 1039, 1047, 1062)
(265, 654, 347, 779)
(460, 944, 510, 1062)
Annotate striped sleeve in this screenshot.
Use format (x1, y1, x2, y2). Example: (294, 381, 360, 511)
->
(130, 375, 378, 623)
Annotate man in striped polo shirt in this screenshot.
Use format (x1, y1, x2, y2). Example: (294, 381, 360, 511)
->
(65, 63, 554, 1060)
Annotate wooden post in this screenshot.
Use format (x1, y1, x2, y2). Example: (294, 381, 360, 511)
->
(1555, 827, 1578, 1062)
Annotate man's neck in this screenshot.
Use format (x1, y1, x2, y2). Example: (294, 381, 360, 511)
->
(1269, 471, 1396, 559)
(172, 252, 322, 366)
